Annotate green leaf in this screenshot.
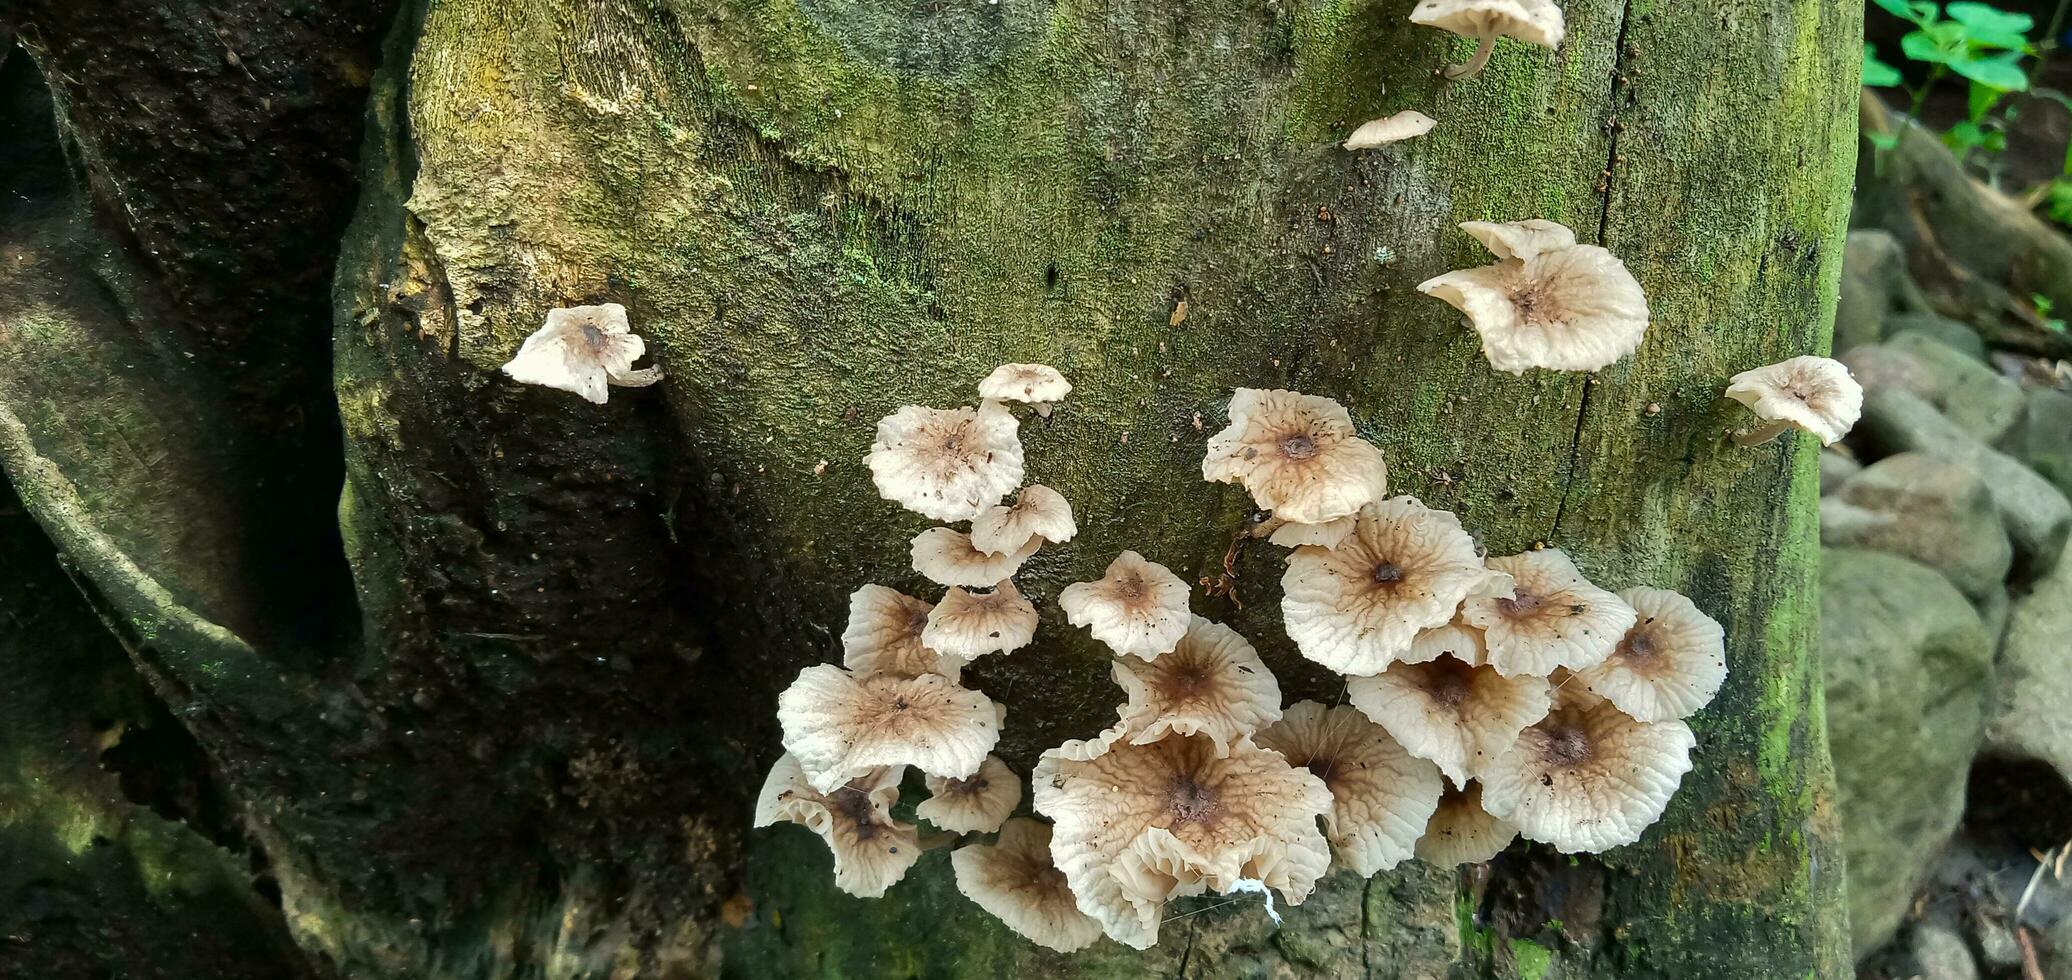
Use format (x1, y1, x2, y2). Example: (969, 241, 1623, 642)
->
(1867, 131, 1901, 152)
(1944, 119, 1989, 150)
(1950, 51, 2030, 90)
(1968, 78, 2007, 118)
(1902, 28, 1956, 64)
(1873, 0, 1940, 25)
(1863, 44, 1906, 87)
(1947, 1, 2033, 35)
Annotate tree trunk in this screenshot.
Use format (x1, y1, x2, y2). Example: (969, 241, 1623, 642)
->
(2, 0, 1857, 977)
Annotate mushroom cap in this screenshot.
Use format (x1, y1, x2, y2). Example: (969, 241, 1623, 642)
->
(500, 303, 653, 405)
(1414, 781, 1517, 867)
(1403, 620, 1490, 667)
(979, 363, 1074, 405)
(842, 585, 964, 681)
(1281, 497, 1507, 676)
(1724, 356, 1864, 446)
(1108, 616, 1283, 757)
(753, 754, 921, 897)
(919, 754, 1023, 834)
(1408, 0, 1566, 48)
(1266, 514, 1359, 549)
(970, 484, 1079, 555)
(1478, 696, 1696, 853)
(1256, 701, 1446, 876)
(1343, 110, 1438, 150)
(1346, 653, 1553, 786)
(777, 664, 1001, 794)
(1575, 587, 1728, 722)
(1202, 388, 1390, 524)
(922, 579, 1041, 659)
(865, 401, 1027, 522)
(1058, 550, 1193, 659)
(951, 818, 1105, 953)
(1459, 219, 1577, 262)
(911, 527, 1042, 588)
(1462, 549, 1636, 677)
(1417, 223, 1649, 374)
(1033, 734, 1333, 950)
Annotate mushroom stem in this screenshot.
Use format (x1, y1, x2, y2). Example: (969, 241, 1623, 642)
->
(1249, 515, 1290, 540)
(1731, 418, 1795, 447)
(1444, 33, 1500, 79)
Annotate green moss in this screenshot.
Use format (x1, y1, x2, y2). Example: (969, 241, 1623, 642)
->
(1510, 938, 1555, 980)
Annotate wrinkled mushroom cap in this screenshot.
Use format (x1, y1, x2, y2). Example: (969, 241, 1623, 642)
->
(777, 664, 1001, 794)
(1414, 781, 1517, 867)
(1575, 587, 1728, 722)
(919, 754, 1023, 834)
(1724, 356, 1864, 446)
(1343, 110, 1438, 150)
(1459, 219, 1576, 262)
(923, 579, 1041, 659)
(1417, 222, 1649, 374)
(1478, 696, 1696, 853)
(1059, 551, 1193, 659)
(951, 818, 1105, 952)
(1256, 701, 1446, 876)
(970, 484, 1079, 555)
(1409, 0, 1566, 48)
(911, 527, 1042, 588)
(865, 401, 1026, 522)
(1404, 620, 1489, 667)
(753, 754, 920, 897)
(1346, 654, 1553, 786)
(1108, 616, 1283, 756)
(1266, 514, 1359, 549)
(979, 363, 1074, 405)
(1281, 498, 1507, 676)
(1462, 549, 1636, 677)
(1202, 388, 1389, 524)
(842, 585, 963, 681)
(500, 303, 659, 404)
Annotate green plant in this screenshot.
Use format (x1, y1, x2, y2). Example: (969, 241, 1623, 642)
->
(1865, 0, 2036, 161)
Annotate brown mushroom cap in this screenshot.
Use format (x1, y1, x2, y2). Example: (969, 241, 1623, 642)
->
(499, 303, 660, 404)
(969, 484, 1078, 555)
(1575, 587, 1728, 722)
(923, 579, 1041, 659)
(777, 664, 1001, 793)
(753, 754, 921, 897)
(1462, 549, 1636, 677)
(1256, 700, 1446, 876)
(1107, 616, 1283, 757)
(1346, 653, 1552, 786)
(1724, 356, 1864, 446)
(1478, 695, 1696, 853)
(1342, 110, 1438, 150)
(951, 818, 1105, 952)
(911, 527, 1042, 588)
(1201, 388, 1389, 525)
(919, 754, 1024, 834)
(842, 585, 963, 681)
(1414, 781, 1517, 867)
(1417, 221, 1649, 375)
(1058, 550, 1193, 659)
(865, 400, 1026, 522)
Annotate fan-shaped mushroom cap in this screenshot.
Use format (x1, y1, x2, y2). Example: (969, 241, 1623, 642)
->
(1033, 734, 1333, 949)
(1343, 110, 1438, 150)
(923, 580, 1040, 659)
(1410, 0, 1566, 79)
(1415, 781, 1517, 867)
(970, 485, 1078, 555)
(1460, 218, 1576, 262)
(842, 585, 963, 681)
(951, 818, 1105, 953)
(1107, 616, 1282, 756)
(1282, 498, 1507, 676)
(1462, 549, 1636, 677)
(1346, 654, 1552, 786)
(919, 754, 1023, 834)
(911, 527, 1042, 588)
(1574, 588, 1727, 722)
(1256, 701, 1446, 876)
(979, 363, 1073, 405)
(1058, 551, 1193, 659)
(500, 302, 661, 404)
(1417, 221, 1649, 375)
(777, 664, 1001, 794)
(865, 401, 1026, 522)
(1404, 620, 1489, 667)
(753, 754, 920, 897)
(1724, 356, 1864, 446)
(1264, 514, 1359, 549)
(1478, 695, 1695, 852)
(1202, 388, 1389, 525)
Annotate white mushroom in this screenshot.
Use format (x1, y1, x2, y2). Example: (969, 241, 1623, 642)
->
(918, 754, 1023, 834)
(841, 585, 963, 681)
(911, 527, 1042, 588)
(1058, 551, 1193, 659)
(1105, 616, 1283, 757)
(923, 580, 1041, 659)
(1462, 549, 1636, 677)
(499, 302, 661, 404)
(1409, 0, 1566, 80)
(969, 485, 1078, 555)
(865, 401, 1026, 522)
(776, 664, 1000, 793)
(1202, 388, 1389, 525)
(753, 755, 920, 897)
(1343, 110, 1438, 150)
(1724, 356, 1864, 446)
(1478, 692, 1696, 853)
(1255, 701, 1446, 876)
(1414, 781, 1517, 867)
(978, 363, 1073, 410)
(1574, 587, 1728, 722)
(1417, 220, 1649, 374)
(1346, 653, 1552, 785)
(951, 819, 1105, 952)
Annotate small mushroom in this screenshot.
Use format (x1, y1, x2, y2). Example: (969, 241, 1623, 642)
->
(1256, 701, 1446, 876)
(950, 818, 1104, 953)
(777, 664, 1000, 793)
(1404, 619, 1489, 668)
(499, 302, 662, 404)
(1409, 0, 1566, 80)
(1724, 356, 1864, 446)
(1107, 616, 1283, 757)
(1342, 110, 1437, 150)
(1202, 388, 1389, 525)
(923, 579, 1041, 659)
(1345, 652, 1552, 786)
(1574, 588, 1728, 722)
(918, 754, 1023, 834)
(1478, 691, 1696, 853)
(865, 400, 1026, 522)
(1417, 220, 1649, 374)
(1462, 549, 1636, 677)
(978, 363, 1073, 414)
(1261, 514, 1359, 549)
(970, 484, 1078, 555)
(1414, 781, 1517, 867)
(1058, 551, 1193, 659)
(842, 584, 963, 681)
(911, 527, 1042, 588)
(753, 754, 920, 897)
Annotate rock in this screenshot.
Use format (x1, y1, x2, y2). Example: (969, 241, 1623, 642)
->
(1986, 538, 2072, 791)
(1818, 453, 2013, 602)
(1820, 450, 1861, 495)
(1842, 333, 2026, 444)
(2005, 387, 2072, 501)
(1910, 921, 1979, 980)
(1822, 547, 1993, 958)
(1886, 313, 1987, 361)
(1836, 229, 1930, 353)
(1857, 389, 2072, 578)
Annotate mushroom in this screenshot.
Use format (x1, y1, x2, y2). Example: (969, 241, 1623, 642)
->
(1106, 616, 1283, 756)
(1409, 0, 1566, 80)
(1477, 690, 1696, 852)
(1033, 734, 1333, 950)
(777, 664, 1000, 793)
(1404, 620, 1489, 668)
(1281, 497, 1508, 676)
(753, 754, 921, 897)
(1345, 652, 1552, 786)
(1462, 549, 1636, 677)
(950, 818, 1105, 953)
(1342, 110, 1438, 150)
(865, 400, 1026, 522)
(979, 363, 1074, 415)
(1264, 514, 1359, 549)
(842, 584, 963, 681)
(1724, 356, 1864, 446)
(1058, 550, 1193, 659)
(922, 579, 1041, 659)
(911, 527, 1042, 588)
(1202, 388, 1390, 525)
(1416, 220, 1649, 374)
(918, 754, 1023, 834)
(499, 302, 662, 404)
(1255, 701, 1446, 876)
(1574, 587, 1728, 722)
(1414, 781, 1517, 867)
(970, 484, 1078, 555)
